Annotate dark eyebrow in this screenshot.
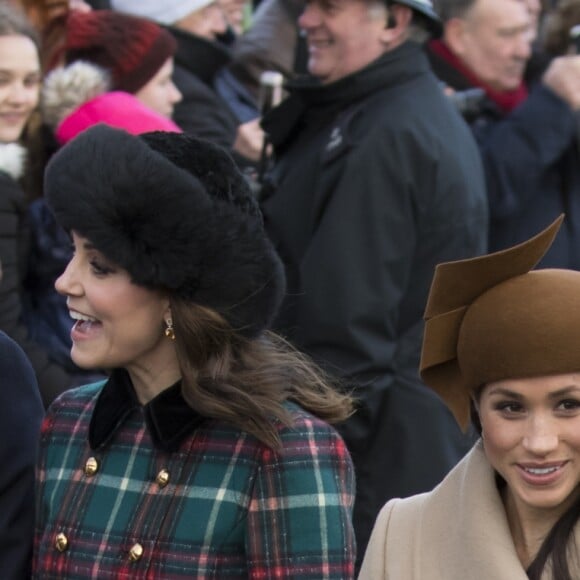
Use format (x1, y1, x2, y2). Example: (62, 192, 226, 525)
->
(486, 387, 523, 399)
(486, 386, 580, 400)
(548, 386, 580, 399)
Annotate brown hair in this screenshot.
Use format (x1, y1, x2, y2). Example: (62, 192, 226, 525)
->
(170, 298, 354, 450)
(0, 2, 39, 43)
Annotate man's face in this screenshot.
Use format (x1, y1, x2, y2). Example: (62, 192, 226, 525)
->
(298, 0, 388, 84)
(456, 0, 533, 91)
(174, 2, 228, 40)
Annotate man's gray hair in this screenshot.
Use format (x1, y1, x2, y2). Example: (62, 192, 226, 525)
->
(433, 0, 477, 24)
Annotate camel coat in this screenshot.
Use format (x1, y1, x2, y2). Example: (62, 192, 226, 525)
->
(359, 440, 580, 579)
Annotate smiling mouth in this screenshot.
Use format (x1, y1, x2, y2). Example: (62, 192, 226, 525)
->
(523, 466, 560, 475)
(70, 310, 102, 334)
(517, 461, 568, 483)
(70, 311, 98, 323)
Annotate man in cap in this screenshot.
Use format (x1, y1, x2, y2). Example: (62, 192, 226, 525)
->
(259, 0, 488, 565)
(428, 0, 580, 267)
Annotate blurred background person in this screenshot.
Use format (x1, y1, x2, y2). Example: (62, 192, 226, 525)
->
(0, 1, 78, 404)
(259, 0, 488, 566)
(0, 330, 43, 580)
(429, 0, 580, 270)
(53, 9, 182, 120)
(110, 0, 267, 167)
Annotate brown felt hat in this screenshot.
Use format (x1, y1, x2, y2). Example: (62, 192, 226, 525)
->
(420, 215, 580, 430)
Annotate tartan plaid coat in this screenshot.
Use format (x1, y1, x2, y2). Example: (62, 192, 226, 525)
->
(33, 370, 356, 579)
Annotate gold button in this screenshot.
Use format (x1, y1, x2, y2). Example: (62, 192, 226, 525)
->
(129, 542, 144, 562)
(156, 469, 170, 488)
(55, 532, 68, 552)
(84, 457, 99, 476)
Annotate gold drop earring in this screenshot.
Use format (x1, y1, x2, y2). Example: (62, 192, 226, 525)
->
(164, 318, 175, 341)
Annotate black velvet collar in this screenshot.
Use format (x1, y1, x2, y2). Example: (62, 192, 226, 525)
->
(89, 369, 205, 453)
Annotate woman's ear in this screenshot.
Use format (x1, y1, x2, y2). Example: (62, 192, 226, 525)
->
(445, 17, 468, 57)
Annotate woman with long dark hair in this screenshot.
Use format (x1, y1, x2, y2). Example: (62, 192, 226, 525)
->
(360, 215, 580, 580)
(33, 125, 356, 578)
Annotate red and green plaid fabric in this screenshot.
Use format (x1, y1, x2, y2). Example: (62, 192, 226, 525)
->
(33, 381, 356, 578)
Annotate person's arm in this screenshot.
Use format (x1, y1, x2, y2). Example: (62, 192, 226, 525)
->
(0, 332, 43, 579)
(246, 412, 356, 578)
(475, 56, 580, 220)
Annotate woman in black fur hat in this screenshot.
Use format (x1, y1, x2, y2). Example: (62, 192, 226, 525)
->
(32, 124, 356, 578)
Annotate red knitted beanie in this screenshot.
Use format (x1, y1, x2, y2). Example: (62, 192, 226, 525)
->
(65, 10, 177, 94)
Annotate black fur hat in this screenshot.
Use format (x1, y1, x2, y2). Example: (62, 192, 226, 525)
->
(44, 124, 285, 338)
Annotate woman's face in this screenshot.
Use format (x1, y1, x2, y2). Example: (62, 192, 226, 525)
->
(0, 34, 40, 143)
(134, 57, 182, 119)
(55, 232, 174, 375)
(478, 373, 580, 517)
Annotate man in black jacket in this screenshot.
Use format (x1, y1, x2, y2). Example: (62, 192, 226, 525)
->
(260, 0, 488, 564)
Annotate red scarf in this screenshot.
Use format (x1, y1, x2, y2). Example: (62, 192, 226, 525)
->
(429, 39, 528, 113)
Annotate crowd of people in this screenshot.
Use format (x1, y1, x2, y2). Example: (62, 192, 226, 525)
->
(2, 0, 580, 577)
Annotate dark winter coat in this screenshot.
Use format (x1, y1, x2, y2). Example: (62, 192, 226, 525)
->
(0, 144, 72, 406)
(428, 44, 580, 269)
(0, 330, 43, 578)
(260, 41, 488, 561)
(169, 26, 239, 149)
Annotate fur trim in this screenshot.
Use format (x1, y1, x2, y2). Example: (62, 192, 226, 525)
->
(0, 143, 26, 180)
(42, 61, 111, 130)
(45, 126, 285, 337)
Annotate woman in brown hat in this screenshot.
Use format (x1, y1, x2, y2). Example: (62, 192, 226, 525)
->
(359, 215, 580, 580)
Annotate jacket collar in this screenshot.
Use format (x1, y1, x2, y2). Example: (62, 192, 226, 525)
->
(89, 368, 205, 452)
(416, 441, 580, 579)
(262, 41, 430, 148)
(0, 143, 26, 180)
(168, 25, 231, 84)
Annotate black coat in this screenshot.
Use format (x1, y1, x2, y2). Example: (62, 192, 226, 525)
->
(169, 27, 239, 149)
(0, 146, 72, 406)
(0, 331, 43, 578)
(261, 41, 488, 560)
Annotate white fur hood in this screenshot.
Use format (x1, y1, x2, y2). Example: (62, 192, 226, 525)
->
(42, 61, 111, 130)
(0, 143, 26, 180)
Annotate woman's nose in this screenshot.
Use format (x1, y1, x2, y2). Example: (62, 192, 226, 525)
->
(54, 259, 81, 297)
(522, 416, 559, 455)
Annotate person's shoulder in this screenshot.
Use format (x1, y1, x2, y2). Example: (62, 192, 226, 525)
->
(274, 402, 351, 460)
(47, 379, 107, 413)
(0, 331, 37, 382)
(280, 401, 343, 437)
(369, 492, 430, 549)
(0, 330, 29, 360)
(0, 331, 42, 410)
